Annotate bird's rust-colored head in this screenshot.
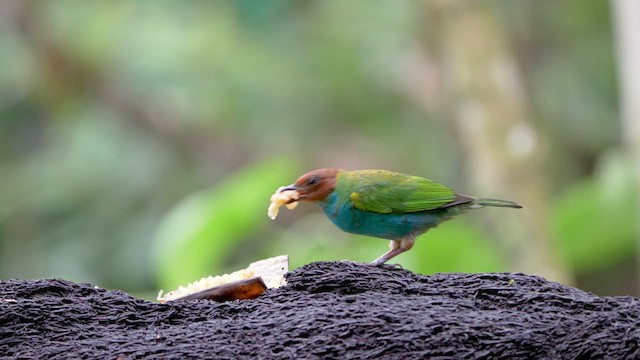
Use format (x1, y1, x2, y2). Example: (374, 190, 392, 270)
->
(280, 168, 339, 202)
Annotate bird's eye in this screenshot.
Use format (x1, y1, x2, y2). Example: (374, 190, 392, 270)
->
(307, 176, 319, 186)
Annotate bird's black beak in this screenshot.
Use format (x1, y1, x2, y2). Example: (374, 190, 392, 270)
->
(279, 184, 300, 192)
(278, 184, 305, 201)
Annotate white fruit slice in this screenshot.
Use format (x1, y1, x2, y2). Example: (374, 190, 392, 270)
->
(157, 255, 289, 303)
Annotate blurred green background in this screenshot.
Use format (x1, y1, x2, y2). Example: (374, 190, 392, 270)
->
(1, 0, 639, 298)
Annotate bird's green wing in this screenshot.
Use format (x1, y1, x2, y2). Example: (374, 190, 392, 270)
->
(344, 170, 461, 214)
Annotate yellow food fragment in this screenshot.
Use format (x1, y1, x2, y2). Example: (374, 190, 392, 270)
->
(268, 187, 300, 220)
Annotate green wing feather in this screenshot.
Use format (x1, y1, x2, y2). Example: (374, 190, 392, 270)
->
(342, 170, 460, 214)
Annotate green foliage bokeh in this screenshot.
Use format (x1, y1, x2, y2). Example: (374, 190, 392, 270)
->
(152, 159, 300, 290)
(0, 0, 638, 298)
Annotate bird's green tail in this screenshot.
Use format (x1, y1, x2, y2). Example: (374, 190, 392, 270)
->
(473, 198, 523, 209)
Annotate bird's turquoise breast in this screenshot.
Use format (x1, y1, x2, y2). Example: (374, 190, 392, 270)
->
(318, 192, 450, 240)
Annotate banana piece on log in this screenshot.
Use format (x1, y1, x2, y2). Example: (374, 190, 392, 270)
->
(157, 255, 288, 303)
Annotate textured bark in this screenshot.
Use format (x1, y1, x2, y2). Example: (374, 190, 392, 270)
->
(2, 261, 639, 359)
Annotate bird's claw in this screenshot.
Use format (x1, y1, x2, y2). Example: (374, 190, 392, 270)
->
(368, 262, 404, 270)
(339, 259, 361, 265)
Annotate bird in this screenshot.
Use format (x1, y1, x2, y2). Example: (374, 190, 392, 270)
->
(275, 168, 522, 265)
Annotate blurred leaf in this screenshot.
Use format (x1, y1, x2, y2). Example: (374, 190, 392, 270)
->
(151, 158, 299, 289)
(552, 152, 639, 272)
(407, 220, 507, 274)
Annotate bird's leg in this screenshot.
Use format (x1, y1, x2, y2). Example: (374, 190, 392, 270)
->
(370, 235, 416, 266)
(370, 240, 401, 266)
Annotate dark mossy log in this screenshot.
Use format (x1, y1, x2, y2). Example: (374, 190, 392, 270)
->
(1, 262, 639, 359)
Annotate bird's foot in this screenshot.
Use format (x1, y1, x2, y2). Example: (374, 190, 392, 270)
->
(368, 262, 404, 270)
(339, 259, 362, 265)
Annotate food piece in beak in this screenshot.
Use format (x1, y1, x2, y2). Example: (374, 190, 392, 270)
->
(268, 186, 301, 220)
